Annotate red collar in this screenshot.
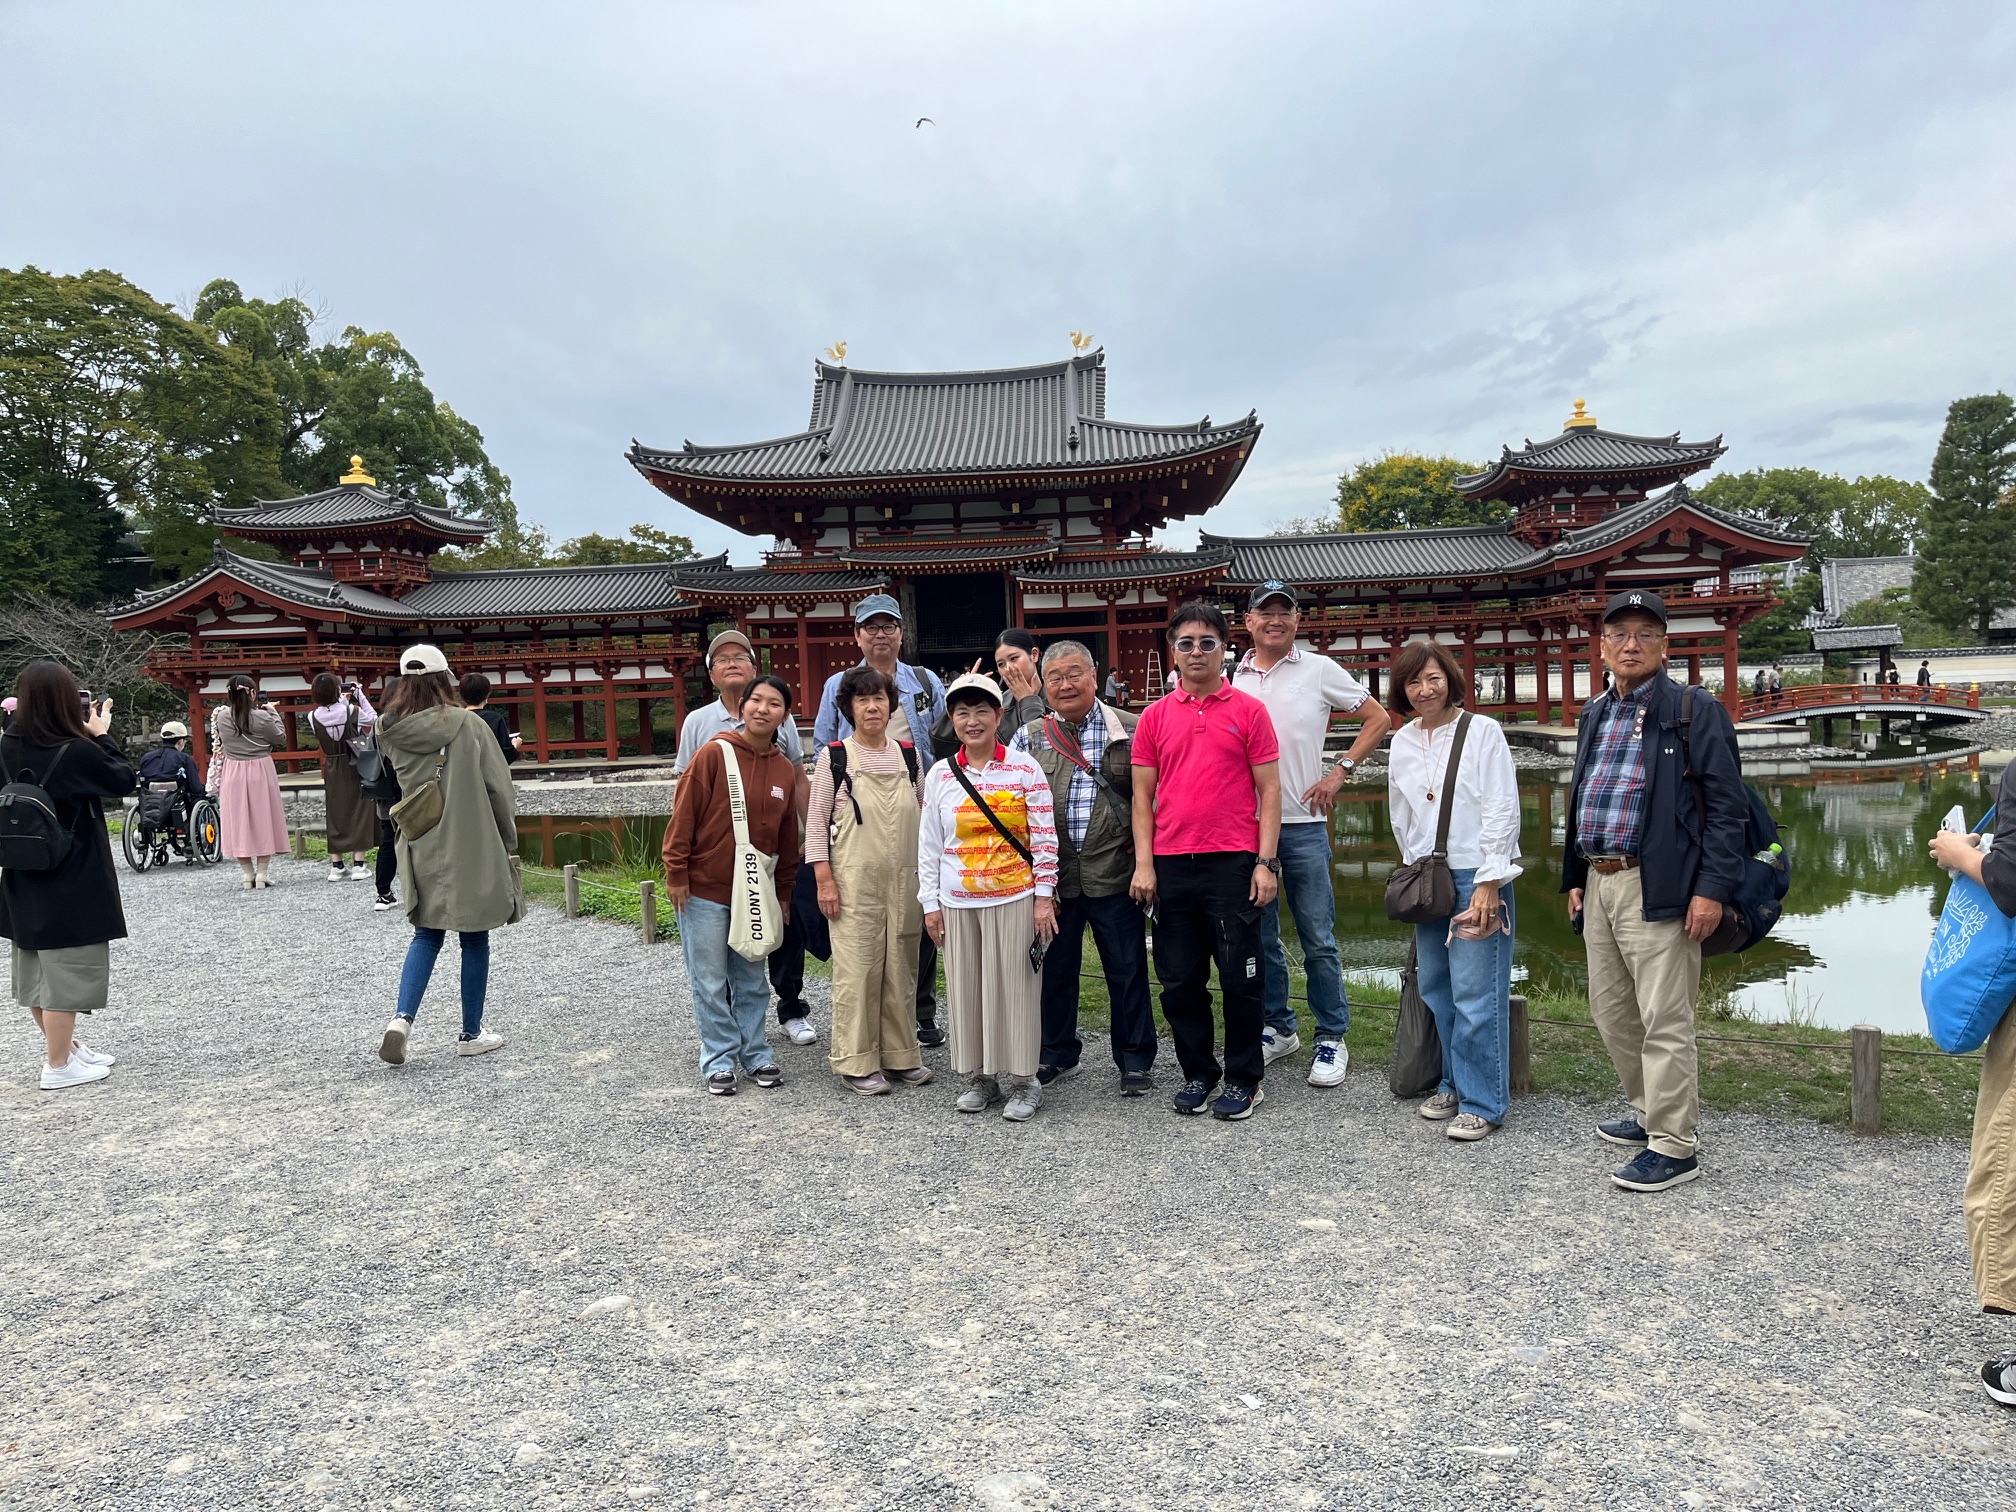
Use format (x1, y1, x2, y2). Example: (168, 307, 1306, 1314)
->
(955, 743, 1006, 768)
(1174, 681, 1232, 706)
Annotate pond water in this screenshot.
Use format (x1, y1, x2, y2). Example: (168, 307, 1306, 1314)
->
(517, 745, 2009, 1035)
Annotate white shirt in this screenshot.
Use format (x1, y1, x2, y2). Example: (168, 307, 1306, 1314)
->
(1233, 642, 1372, 824)
(673, 700, 803, 775)
(1385, 712, 1523, 883)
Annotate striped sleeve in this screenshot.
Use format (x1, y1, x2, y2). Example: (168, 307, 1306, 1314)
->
(1021, 757, 1059, 897)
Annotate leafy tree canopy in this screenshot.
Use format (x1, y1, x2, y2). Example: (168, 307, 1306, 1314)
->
(1331, 452, 1498, 533)
(1913, 393, 2016, 639)
(1841, 586, 1968, 649)
(549, 524, 700, 566)
(1736, 567, 1823, 660)
(1694, 467, 1930, 564)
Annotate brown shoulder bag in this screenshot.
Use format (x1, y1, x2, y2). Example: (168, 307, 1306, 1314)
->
(1383, 711, 1472, 924)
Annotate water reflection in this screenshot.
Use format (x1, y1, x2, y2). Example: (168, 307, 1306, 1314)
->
(518, 749, 2009, 1034)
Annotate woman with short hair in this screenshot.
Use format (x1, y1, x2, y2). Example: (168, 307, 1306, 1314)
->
(808, 664, 927, 1096)
(375, 645, 520, 1065)
(310, 671, 378, 882)
(214, 673, 289, 889)
(1385, 638, 1522, 1142)
(663, 674, 802, 1095)
(1, 659, 136, 1090)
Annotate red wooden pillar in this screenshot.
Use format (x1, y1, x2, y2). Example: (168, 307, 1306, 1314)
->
(1720, 618, 1741, 718)
(1104, 593, 1121, 679)
(636, 697, 654, 756)
(795, 607, 812, 705)
(531, 669, 551, 762)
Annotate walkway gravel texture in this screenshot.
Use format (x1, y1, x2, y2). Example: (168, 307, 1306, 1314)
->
(5, 859, 2015, 1510)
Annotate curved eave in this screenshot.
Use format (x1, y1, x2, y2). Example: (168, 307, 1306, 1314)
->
(676, 580, 889, 607)
(1545, 505, 1809, 572)
(1015, 556, 1234, 591)
(1455, 444, 1725, 500)
(218, 513, 493, 546)
(106, 566, 408, 630)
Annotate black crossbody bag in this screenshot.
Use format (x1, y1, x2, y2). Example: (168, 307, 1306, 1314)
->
(947, 758, 1044, 972)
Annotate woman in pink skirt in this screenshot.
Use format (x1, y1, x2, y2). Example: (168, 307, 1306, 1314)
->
(214, 674, 289, 888)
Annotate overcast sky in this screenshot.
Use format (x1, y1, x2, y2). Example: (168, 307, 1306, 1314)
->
(5, 2, 2013, 558)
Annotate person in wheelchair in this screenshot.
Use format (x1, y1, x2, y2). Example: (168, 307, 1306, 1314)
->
(135, 721, 206, 842)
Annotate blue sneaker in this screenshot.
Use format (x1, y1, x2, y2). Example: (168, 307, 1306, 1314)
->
(1611, 1148, 1700, 1192)
(1172, 1078, 1217, 1116)
(1210, 1083, 1264, 1121)
(1597, 1116, 1649, 1147)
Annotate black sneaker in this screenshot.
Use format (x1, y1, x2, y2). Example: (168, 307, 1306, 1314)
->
(1210, 1082, 1265, 1121)
(373, 891, 398, 913)
(916, 1022, 947, 1048)
(1119, 1071, 1153, 1097)
(1611, 1148, 1700, 1192)
(750, 1064, 783, 1089)
(1982, 1349, 2016, 1406)
(705, 1071, 737, 1096)
(1597, 1115, 1649, 1147)
(1172, 1078, 1217, 1116)
(1036, 1063, 1078, 1087)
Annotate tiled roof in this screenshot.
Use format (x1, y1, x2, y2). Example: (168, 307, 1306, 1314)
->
(1818, 555, 1915, 618)
(1456, 427, 1724, 496)
(1204, 529, 1543, 585)
(216, 482, 493, 541)
(675, 569, 890, 601)
(836, 538, 1057, 569)
(403, 558, 726, 620)
(109, 550, 415, 625)
(629, 351, 1260, 483)
(1811, 624, 1904, 652)
(1549, 483, 1806, 558)
(1016, 550, 1233, 587)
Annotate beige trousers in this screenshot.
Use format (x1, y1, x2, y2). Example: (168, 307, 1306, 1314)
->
(1967, 1006, 2016, 1312)
(1584, 864, 1702, 1159)
(944, 894, 1040, 1078)
(826, 750, 923, 1078)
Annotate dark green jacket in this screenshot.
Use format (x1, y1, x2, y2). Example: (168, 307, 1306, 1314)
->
(1017, 702, 1137, 900)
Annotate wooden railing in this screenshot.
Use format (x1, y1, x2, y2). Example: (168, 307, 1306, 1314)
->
(1738, 682, 1981, 721)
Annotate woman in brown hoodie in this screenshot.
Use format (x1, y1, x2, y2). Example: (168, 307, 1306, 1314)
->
(663, 674, 801, 1095)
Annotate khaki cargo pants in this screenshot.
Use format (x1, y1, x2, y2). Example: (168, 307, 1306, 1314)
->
(1584, 864, 1702, 1160)
(1967, 1006, 2016, 1313)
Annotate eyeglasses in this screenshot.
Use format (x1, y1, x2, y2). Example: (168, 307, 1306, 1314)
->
(859, 623, 901, 637)
(1601, 630, 1666, 647)
(1173, 636, 1224, 655)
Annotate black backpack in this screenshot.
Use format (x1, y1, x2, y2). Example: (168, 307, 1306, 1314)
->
(0, 742, 77, 873)
(1678, 689, 1790, 956)
(826, 739, 920, 837)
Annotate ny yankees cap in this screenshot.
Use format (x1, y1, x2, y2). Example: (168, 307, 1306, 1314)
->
(1601, 589, 1668, 626)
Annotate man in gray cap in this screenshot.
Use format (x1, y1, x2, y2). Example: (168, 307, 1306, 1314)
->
(1561, 589, 1747, 1194)
(815, 593, 950, 1043)
(676, 628, 814, 1044)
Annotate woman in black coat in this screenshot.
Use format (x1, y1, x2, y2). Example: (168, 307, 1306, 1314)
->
(1, 659, 136, 1090)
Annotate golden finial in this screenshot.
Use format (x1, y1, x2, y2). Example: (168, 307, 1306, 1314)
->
(1069, 330, 1093, 353)
(339, 455, 376, 485)
(823, 341, 848, 364)
(1563, 398, 1598, 431)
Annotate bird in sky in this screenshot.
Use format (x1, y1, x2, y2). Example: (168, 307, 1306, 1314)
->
(915, 117, 934, 128)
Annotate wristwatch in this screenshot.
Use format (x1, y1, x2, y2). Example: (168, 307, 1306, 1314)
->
(1335, 758, 1357, 776)
(1258, 856, 1283, 875)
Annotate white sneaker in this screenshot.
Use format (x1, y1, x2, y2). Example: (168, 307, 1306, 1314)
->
(1260, 1028, 1301, 1065)
(378, 1017, 411, 1066)
(71, 1040, 115, 1067)
(782, 1017, 817, 1046)
(40, 1056, 111, 1090)
(1002, 1078, 1044, 1121)
(327, 863, 346, 883)
(348, 864, 370, 881)
(1307, 1038, 1349, 1087)
(457, 1028, 505, 1057)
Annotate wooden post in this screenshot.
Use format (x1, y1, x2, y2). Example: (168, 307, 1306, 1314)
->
(563, 862, 580, 919)
(640, 879, 659, 945)
(1851, 1023, 1882, 1134)
(1509, 994, 1532, 1094)
(292, 829, 308, 859)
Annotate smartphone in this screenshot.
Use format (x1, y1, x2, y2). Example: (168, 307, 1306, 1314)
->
(78, 688, 94, 712)
(1028, 935, 1048, 973)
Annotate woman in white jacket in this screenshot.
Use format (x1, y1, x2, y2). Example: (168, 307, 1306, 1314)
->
(1385, 639, 1523, 1141)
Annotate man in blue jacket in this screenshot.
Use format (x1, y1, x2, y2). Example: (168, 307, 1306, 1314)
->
(1561, 590, 1748, 1193)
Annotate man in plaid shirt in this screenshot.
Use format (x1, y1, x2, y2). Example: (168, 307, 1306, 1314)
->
(1562, 590, 1748, 1196)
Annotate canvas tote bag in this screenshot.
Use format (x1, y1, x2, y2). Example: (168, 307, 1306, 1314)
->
(1384, 712, 1472, 924)
(715, 739, 782, 961)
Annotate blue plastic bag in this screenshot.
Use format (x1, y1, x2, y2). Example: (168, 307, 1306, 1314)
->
(1922, 806, 2016, 1054)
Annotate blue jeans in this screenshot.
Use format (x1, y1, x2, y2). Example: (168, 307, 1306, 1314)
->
(1260, 822, 1348, 1039)
(396, 928, 489, 1038)
(679, 896, 773, 1078)
(1039, 890, 1155, 1074)
(1413, 869, 1515, 1124)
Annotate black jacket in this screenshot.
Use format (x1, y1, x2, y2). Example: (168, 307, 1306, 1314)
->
(0, 733, 137, 951)
(1559, 670, 1748, 921)
(473, 707, 521, 765)
(137, 744, 205, 798)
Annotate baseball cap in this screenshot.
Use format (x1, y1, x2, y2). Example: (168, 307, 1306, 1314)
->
(853, 593, 903, 625)
(159, 720, 189, 739)
(706, 629, 755, 667)
(399, 643, 453, 675)
(1247, 579, 1299, 610)
(1601, 589, 1668, 626)
(943, 672, 1004, 709)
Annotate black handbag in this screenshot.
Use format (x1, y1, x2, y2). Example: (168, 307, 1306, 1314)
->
(1387, 939, 1443, 1098)
(1383, 711, 1472, 924)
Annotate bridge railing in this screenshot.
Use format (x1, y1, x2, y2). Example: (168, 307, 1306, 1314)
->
(1738, 681, 1980, 722)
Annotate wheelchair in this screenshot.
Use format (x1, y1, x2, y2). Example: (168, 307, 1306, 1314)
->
(122, 783, 223, 871)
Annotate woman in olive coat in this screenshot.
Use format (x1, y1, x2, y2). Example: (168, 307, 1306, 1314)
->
(373, 645, 519, 1066)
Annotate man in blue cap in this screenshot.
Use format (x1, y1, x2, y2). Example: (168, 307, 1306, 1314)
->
(815, 592, 950, 1043)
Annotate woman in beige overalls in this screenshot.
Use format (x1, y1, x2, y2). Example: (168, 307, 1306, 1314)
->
(808, 665, 930, 1096)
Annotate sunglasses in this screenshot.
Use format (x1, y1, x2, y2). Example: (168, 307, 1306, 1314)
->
(1173, 636, 1224, 655)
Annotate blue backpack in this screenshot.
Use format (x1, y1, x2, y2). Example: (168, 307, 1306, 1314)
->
(1678, 689, 1791, 957)
(1922, 806, 2016, 1054)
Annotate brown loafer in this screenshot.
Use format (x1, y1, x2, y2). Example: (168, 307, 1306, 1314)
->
(885, 1066, 934, 1087)
(843, 1073, 892, 1096)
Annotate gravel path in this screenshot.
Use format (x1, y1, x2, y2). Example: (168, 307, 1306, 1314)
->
(5, 859, 2015, 1510)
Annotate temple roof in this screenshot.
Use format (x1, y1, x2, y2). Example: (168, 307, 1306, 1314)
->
(404, 556, 728, 620)
(216, 481, 493, 543)
(1810, 623, 1903, 653)
(109, 550, 417, 626)
(1016, 549, 1233, 588)
(628, 351, 1260, 495)
(1455, 426, 1725, 499)
(1546, 483, 1805, 560)
(834, 537, 1058, 570)
(674, 568, 891, 604)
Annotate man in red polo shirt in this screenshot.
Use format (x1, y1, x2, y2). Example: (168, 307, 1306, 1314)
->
(1130, 600, 1282, 1120)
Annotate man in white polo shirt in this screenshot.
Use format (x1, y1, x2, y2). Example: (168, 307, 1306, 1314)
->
(1233, 579, 1392, 1085)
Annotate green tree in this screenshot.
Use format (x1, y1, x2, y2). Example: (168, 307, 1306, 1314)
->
(1696, 467, 1929, 564)
(0, 266, 282, 596)
(549, 523, 699, 565)
(1841, 586, 1966, 649)
(1331, 452, 1498, 532)
(1914, 394, 2016, 639)
(1736, 567, 1823, 659)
